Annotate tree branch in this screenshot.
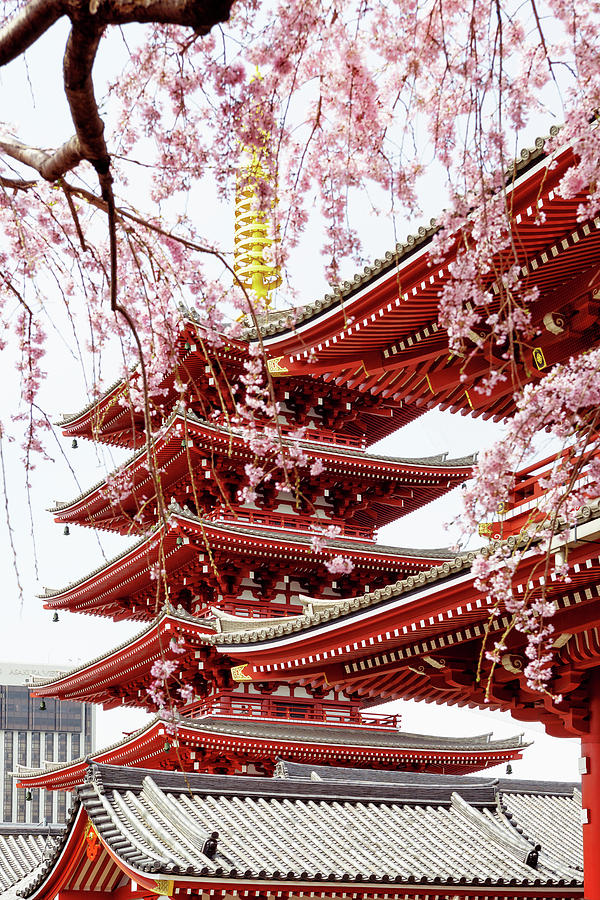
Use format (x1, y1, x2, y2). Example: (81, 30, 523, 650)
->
(0, 0, 64, 65)
(0, 174, 37, 190)
(0, 134, 84, 181)
(0, 0, 234, 183)
(63, 24, 109, 175)
(96, 0, 233, 31)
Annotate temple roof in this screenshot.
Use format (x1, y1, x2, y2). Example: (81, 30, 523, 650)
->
(245, 131, 559, 342)
(55, 331, 414, 450)
(169, 715, 527, 752)
(250, 138, 600, 423)
(0, 826, 62, 899)
(17, 761, 582, 897)
(40, 505, 461, 618)
(274, 760, 580, 793)
(212, 551, 477, 645)
(50, 407, 475, 534)
(16, 709, 527, 791)
(212, 497, 600, 649)
(53, 131, 598, 451)
(28, 609, 213, 708)
(210, 501, 600, 737)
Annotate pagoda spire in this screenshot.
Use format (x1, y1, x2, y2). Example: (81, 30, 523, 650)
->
(234, 80, 281, 307)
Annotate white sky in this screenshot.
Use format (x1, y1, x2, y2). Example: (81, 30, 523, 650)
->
(0, 17, 581, 784)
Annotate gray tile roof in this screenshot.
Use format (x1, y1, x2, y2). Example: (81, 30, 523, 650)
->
(18, 761, 582, 895)
(0, 827, 62, 898)
(177, 715, 527, 752)
(15, 712, 527, 786)
(274, 761, 579, 794)
(501, 789, 583, 874)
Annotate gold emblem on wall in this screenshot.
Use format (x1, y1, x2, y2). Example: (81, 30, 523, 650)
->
(84, 821, 100, 861)
(231, 664, 253, 682)
(267, 356, 289, 375)
(532, 347, 547, 370)
(151, 880, 174, 897)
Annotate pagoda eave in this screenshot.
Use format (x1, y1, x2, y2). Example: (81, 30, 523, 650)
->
(258, 148, 600, 422)
(41, 508, 461, 618)
(215, 507, 600, 736)
(17, 714, 527, 793)
(51, 406, 475, 534)
(259, 144, 576, 361)
(29, 611, 215, 709)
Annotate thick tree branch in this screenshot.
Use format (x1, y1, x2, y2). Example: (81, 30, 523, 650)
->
(0, 134, 84, 181)
(97, 0, 233, 30)
(63, 25, 108, 174)
(0, 0, 64, 65)
(0, 0, 234, 183)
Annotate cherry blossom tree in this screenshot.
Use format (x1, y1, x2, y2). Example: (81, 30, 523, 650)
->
(1, 0, 600, 692)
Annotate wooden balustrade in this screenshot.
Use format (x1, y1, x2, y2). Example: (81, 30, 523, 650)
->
(188, 694, 400, 730)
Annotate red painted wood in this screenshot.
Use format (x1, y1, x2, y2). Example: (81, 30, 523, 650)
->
(582, 668, 600, 900)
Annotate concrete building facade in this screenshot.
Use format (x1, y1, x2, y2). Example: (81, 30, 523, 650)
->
(0, 662, 94, 824)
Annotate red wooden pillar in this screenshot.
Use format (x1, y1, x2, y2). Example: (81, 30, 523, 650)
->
(582, 668, 600, 900)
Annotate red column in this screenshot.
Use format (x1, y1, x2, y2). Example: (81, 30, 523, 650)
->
(582, 668, 600, 900)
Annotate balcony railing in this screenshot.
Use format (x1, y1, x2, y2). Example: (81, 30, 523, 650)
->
(187, 694, 401, 730)
(280, 424, 366, 451)
(205, 508, 373, 541)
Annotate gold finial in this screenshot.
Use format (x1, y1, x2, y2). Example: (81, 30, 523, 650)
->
(234, 86, 281, 307)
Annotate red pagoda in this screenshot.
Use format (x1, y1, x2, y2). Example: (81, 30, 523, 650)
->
(19, 323, 527, 786)
(17, 129, 600, 897)
(171, 134, 600, 898)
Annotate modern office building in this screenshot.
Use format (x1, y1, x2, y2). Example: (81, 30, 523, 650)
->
(0, 662, 94, 824)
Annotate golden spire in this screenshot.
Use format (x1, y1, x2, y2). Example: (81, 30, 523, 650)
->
(234, 88, 281, 307)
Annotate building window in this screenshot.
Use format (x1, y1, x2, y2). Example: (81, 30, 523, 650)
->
(84, 704, 93, 754)
(45, 733, 54, 763)
(57, 733, 67, 762)
(31, 788, 39, 823)
(71, 733, 80, 758)
(44, 790, 53, 823)
(31, 733, 40, 767)
(4, 687, 30, 729)
(32, 698, 57, 732)
(16, 789, 25, 823)
(3, 734, 13, 822)
(17, 732, 27, 765)
(58, 702, 83, 733)
(57, 791, 66, 822)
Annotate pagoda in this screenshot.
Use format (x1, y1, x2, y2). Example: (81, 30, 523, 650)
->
(18, 319, 527, 786)
(20, 129, 600, 793)
(14, 122, 533, 786)
(21, 128, 600, 786)
(173, 132, 600, 899)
